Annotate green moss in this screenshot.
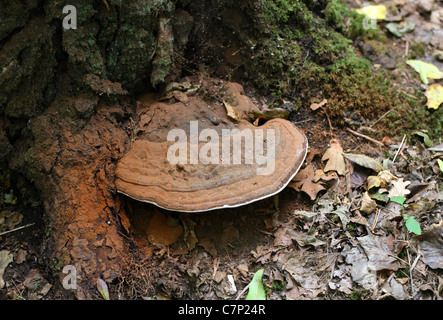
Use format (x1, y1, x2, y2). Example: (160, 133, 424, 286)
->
(324, 0, 348, 32)
(261, 0, 313, 29)
(410, 41, 426, 58)
(246, 36, 304, 99)
(324, 0, 381, 39)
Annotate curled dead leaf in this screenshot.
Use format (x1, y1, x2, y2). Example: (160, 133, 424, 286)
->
(313, 169, 338, 183)
(223, 100, 240, 121)
(367, 176, 381, 190)
(310, 99, 327, 111)
(289, 164, 325, 200)
(361, 191, 377, 214)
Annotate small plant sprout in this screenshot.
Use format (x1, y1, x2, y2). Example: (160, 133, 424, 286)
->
(245, 269, 266, 300)
(390, 195, 422, 235)
(403, 216, 422, 235)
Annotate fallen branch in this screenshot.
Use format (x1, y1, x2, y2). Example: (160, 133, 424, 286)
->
(346, 128, 384, 147)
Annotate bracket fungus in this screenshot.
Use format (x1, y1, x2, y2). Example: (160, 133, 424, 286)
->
(116, 79, 308, 212)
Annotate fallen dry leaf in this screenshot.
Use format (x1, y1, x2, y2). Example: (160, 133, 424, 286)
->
(388, 178, 411, 198)
(355, 4, 388, 20)
(0, 250, 13, 289)
(367, 176, 381, 190)
(358, 233, 403, 271)
(277, 250, 336, 298)
(322, 139, 346, 175)
(381, 277, 408, 300)
(417, 221, 443, 269)
(313, 169, 338, 182)
(342, 244, 377, 290)
(343, 153, 384, 172)
(274, 224, 326, 247)
(360, 191, 377, 214)
(378, 170, 397, 186)
(333, 204, 350, 230)
(310, 98, 328, 111)
(223, 100, 240, 121)
(367, 170, 397, 189)
(0, 210, 23, 233)
(425, 83, 443, 110)
(23, 269, 52, 300)
(289, 164, 325, 200)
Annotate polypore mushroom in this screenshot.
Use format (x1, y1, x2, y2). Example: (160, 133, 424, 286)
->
(115, 80, 308, 212)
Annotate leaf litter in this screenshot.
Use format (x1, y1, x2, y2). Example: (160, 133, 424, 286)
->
(265, 124, 442, 300)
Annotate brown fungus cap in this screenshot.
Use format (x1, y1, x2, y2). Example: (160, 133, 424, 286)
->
(115, 80, 308, 212)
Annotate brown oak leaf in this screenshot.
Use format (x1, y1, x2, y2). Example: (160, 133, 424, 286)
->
(322, 139, 346, 175)
(289, 164, 325, 200)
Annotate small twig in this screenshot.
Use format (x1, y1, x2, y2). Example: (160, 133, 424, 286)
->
(235, 283, 250, 300)
(346, 128, 384, 147)
(392, 134, 406, 163)
(103, 0, 110, 10)
(302, 50, 310, 66)
(406, 247, 415, 294)
(370, 109, 393, 128)
(410, 253, 421, 272)
(371, 208, 381, 231)
(293, 119, 315, 124)
(399, 90, 418, 99)
(325, 110, 334, 137)
(0, 223, 35, 236)
(404, 41, 409, 57)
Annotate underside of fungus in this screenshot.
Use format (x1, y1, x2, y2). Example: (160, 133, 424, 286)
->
(115, 78, 308, 212)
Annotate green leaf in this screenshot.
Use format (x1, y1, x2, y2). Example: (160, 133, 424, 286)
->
(406, 60, 443, 85)
(369, 190, 388, 202)
(245, 269, 266, 300)
(386, 21, 415, 38)
(404, 216, 422, 235)
(414, 131, 434, 148)
(3, 190, 17, 205)
(97, 278, 110, 300)
(390, 196, 406, 206)
(438, 159, 443, 172)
